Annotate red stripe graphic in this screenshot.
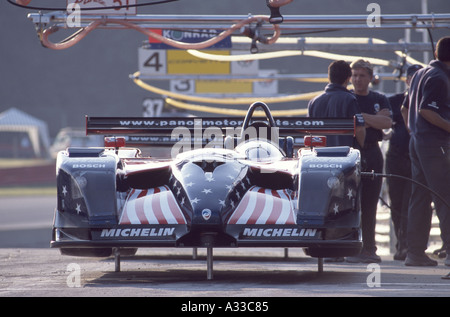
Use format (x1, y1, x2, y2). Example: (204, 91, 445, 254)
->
(119, 187, 186, 225)
(227, 186, 296, 225)
(135, 189, 149, 224)
(246, 187, 267, 224)
(151, 187, 166, 224)
(227, 186, 254, 225)
(265, 189, 282, 224)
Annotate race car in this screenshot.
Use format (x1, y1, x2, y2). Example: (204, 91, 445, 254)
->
(51, 101, 362, 278)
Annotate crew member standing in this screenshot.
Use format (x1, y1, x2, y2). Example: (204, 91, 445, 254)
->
(404, 37, 450, 267)
(386, 64, 422, 261)
(308, 60, 366, 262)
(346, 59, 392, 263)
(308, 60, 365, 148)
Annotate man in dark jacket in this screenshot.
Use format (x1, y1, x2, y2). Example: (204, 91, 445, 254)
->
(404, 37, 450, 267)
(308, 60, 365, 263)
(386, 64, 422, 261)
(308, 60, 365, 148)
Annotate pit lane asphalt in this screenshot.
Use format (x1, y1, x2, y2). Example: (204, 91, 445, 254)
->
(1, 194, 449, 297)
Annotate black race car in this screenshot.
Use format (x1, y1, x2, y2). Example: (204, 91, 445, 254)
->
(52, 102, 362, 278)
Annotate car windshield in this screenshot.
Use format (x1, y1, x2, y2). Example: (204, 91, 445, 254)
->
(235, 140, 283, 162)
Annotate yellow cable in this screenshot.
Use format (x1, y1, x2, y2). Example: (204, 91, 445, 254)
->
(165, 98, 309, 116)
(228, 36, 426, 67)
(187, 49, 392, 66)
(132, 71, 322, 104)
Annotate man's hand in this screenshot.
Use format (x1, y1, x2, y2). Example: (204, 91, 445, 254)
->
(362, 108, 392, 130)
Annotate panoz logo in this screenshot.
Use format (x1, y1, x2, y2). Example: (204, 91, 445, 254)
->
(202, 209, 212, 221)
(242, 228, 318, 238)
(100, 227, 175, 238)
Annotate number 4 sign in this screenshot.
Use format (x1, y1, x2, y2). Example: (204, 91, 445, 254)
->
(138, 48, 167, 75)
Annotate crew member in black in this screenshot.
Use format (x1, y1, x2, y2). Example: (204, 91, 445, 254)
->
(403, 37, 450, 267)
(346, 59, 392, 263)
(308, 60, 365, 148)
(386, 64, 422, 261)
(308, 60, 365, 263)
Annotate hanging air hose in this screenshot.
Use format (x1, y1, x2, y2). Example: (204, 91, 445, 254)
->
(33, 13, 281, 50)
(361, 171, 450, 209)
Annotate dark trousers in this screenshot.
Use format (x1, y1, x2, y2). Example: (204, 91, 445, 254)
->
(360, 144, 384, 253)
(407, 136, 450, 255)
(385, 147, 411, 251)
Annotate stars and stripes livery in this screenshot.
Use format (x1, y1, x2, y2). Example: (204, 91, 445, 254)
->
(227, 186, 296, 225)
(119, 186, 187, 225)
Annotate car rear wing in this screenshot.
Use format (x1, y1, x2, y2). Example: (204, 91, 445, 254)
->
(86, 115, 356, 146)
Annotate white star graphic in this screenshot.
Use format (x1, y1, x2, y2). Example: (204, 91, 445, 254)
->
(186, 182, 194, 188)
(333, 203, 339, 215)
(218, 199, 226, 207)
(205, 176, 215, 182)
(202, 188, 212, 195)
(75, 204, 82, 214)
(347, 188, 353, 199)
(191, 197, 200, 205)
(62, 186, 68, 196)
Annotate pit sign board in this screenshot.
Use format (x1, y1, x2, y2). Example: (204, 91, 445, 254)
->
(138, 29, 277, 95)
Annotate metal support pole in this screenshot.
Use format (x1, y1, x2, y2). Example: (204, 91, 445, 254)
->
(27, 12, 450, 31)
(318, 257, 323, 273)
(206, 247, 213, 280)
(113, 247, 121, 273)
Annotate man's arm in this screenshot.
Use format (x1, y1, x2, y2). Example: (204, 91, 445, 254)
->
(401, 106, 410, 133)
(362, 108, 393, 129)
(419, 108, 450, 133)
(418, 75, 450, 133)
